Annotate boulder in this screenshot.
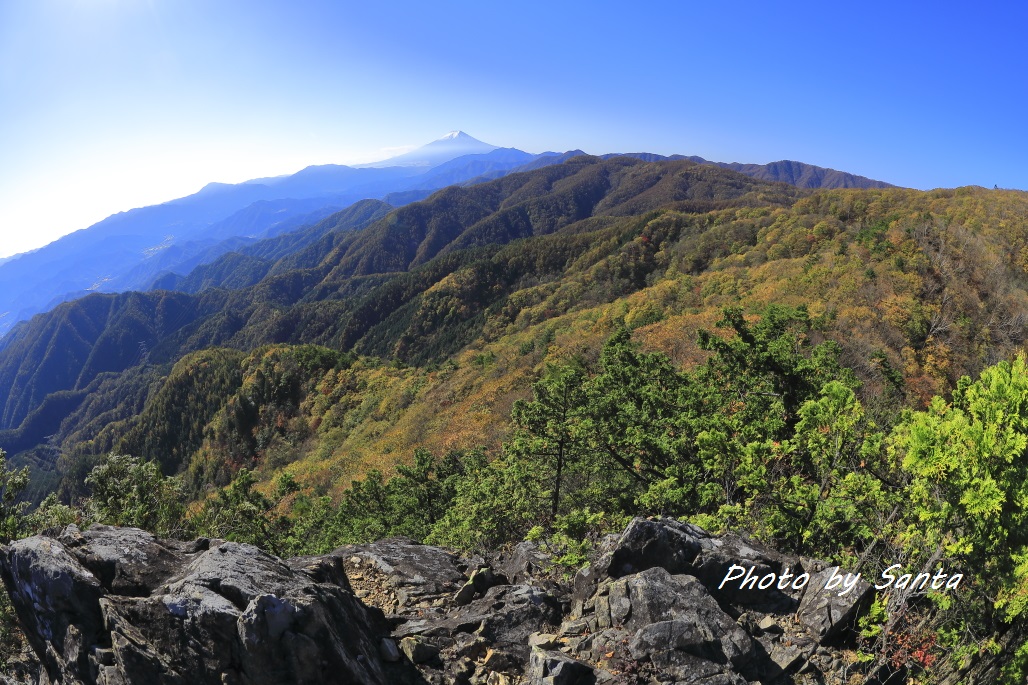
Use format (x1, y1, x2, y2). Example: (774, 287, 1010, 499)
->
(527, 649, 595, 685)
(1, 534, 106, 681)
(570, 518, 802, 615)
(0, 525, 409, 685)
(494, 541, 549, 585)
(606, 568, 755, 673)
(796, 566, 873, 643)
(454, 567, 503, 606)
(336, 537, 467, 613)
(379, 637, 401, 662)
(691, 533, 803, 612)
(572, 518, 704, 603)
(0, 518, 882, 685)
(397, 583, 562, 664)
(56, 524, 196, 596)
(399, 635, 439, 664)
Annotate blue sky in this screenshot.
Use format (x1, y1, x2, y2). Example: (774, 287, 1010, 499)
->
(1, 0, 1026, 258)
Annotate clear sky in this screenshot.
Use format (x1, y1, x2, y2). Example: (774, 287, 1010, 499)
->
(1, 0, 1026, 259)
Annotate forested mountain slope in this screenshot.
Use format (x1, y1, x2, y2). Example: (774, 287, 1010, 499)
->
(2, 155, 1028, 681)
(0, 157, 1025, 505)
(0, 156, 797, 433)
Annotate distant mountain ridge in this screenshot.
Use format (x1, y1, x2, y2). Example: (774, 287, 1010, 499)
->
(0, 153, 1021, 527)
(0, 133, 895, 337)
(601, 153, 893, 189)
(688, 156, 894, 189)
(0, 133, 531, 336)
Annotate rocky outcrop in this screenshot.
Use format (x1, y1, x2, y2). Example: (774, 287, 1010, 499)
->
(0, 525, 416, 685)
(336, 537, 470, 614)
(1, 519, 893, 685)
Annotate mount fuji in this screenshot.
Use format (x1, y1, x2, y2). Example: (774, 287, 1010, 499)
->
(361, 131, 499, 168)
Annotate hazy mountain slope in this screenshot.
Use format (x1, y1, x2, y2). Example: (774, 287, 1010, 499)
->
(152, 199, 393, 294)
(371, 149, 557, 207)
(116, 236, 256, 292)
(0, 135, 529, 336)
(0, 289, 225, 430)
(511, 150, 587, 172)
(0, 181, 329, 335)
(398, 148, 536, 190)
(243, 199, 394, 261)
(0, 132, 896, 338)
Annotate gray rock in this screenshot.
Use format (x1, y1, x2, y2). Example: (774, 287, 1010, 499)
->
(380, 637, 401, 662)
(495, 541, 548, 585)
(285, 552, 353, 590)
(563, 565, 776, 683)
(645, 648, 748, 685)
(769, 640, 812, 672)
(796, 566, 873, 643)
(690, 533, 803, 613)
(482, 647, 518, 672)
(756, 615, 781, 634)
(1, 533, 107, 681)
(397, 584, 562, 662)
(454, 580, 477, 606)
(0, 517, 888, 685)
(57, 524, 196, 596)
(454, 567, 502, 607)
(0, 525, 407, 685)
(338, 537, 466, 610)
(400, 635, 439, 664)
(572, 518, 705, 603)
(527, 649, 595, 685)
(469, 567, 499, 594)
(588, 567, 754, 670)
(528, 632, 559, 649)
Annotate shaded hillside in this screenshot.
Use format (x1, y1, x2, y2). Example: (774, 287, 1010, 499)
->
(0, 290, 223, 431)
(151, 199, 393, 293)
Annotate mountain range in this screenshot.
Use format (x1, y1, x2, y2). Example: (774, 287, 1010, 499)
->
(0, 132, 891, 337)
(0, 150, 1017, 499)
(1, 137, 1027, 680)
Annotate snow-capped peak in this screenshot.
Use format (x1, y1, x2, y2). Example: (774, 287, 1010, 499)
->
(359, 131, 497, 168)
